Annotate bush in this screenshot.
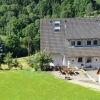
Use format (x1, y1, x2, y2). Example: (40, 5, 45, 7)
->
(12, 59, 23, 70)
(4, 52, 13, 69)
(30, 51, 53, 71)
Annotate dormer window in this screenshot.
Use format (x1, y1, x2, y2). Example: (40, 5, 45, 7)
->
(54, 21, 60, 26)
(54, 21, 60, 25)
(93, 40, 98, 45)
(87, 40, 91, 46)
(54, 21, 60, 32)
(54, 27, 60, 32)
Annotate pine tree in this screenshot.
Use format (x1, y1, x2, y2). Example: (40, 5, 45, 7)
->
(61, 0, 74, 18)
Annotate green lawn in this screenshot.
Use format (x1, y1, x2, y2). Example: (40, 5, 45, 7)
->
(0, 71, 100, 100)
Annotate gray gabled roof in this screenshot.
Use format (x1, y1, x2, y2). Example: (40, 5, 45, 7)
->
(40, 18, 100, 57)
(64, 18, 100, 39)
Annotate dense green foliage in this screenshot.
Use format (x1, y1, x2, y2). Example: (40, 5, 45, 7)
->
(0, 0, 100, 57)
(0, 38, 5, 63)
(30, 51, 53, 71)
(0, 71, 100, 100)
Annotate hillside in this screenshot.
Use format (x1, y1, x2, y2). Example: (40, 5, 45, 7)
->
(96, 0, 100, 5)
(0, 0, 100, 57)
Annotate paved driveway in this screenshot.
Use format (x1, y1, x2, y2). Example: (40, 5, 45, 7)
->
(49, 71, 100, 90)
(86, 70, 98, 81)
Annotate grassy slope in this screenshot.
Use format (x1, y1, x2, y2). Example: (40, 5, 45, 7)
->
(1, 57, 29, 69)
(0, 71, 100, 100)
(96, 0, 100, 5)
(17, 57, 29, 67)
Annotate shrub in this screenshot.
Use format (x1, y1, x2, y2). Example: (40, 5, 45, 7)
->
(12, 59, 19, 68)
(12, 59, 23, 70)
(4, 52, 13, 69)
(30, 51, 53, 71)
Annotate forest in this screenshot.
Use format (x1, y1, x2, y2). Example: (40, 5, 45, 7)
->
(0, 0, 100, 58)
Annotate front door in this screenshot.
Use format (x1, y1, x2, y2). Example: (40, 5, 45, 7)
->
(85, 57, 92, 68)
(78, 57, 83, 68)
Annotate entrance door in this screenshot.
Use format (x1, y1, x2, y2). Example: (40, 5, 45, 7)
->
(86, 57, 92, 68)
(78, 57, 83, 68)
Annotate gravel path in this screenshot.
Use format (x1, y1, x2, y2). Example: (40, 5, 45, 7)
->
(49, 71, 100, 90)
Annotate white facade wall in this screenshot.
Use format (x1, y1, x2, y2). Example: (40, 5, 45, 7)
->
(91, 57, 100, 68)
(50, 54, 63, 66)
(69, 57, 100, 68)
(50, 54, 100, 68)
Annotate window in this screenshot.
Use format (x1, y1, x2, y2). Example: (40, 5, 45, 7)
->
(54, 21, 60, 25)
(54, 21, 60, 32)
(71, 41, 75, 46)
(78, 57, 83, 62)
(54, 23, 60, 27)
(93, 40, 98, 45)
(54, 27, 60, 32)
(87, 40, 91, 46)
(77, 41, 82, 46)
(87, 57, 92, 63)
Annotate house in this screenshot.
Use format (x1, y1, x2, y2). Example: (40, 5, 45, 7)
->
(40, 18, 100, 68)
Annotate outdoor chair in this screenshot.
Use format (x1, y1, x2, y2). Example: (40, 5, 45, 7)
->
(60, 66, 79, 76)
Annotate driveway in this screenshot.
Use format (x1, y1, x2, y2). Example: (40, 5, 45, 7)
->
(49, 71, 100, 90)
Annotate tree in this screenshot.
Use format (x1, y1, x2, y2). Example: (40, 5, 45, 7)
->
(37, 0, 49, 17)
(85, 3, 93, 16)
(73, 0, 80, 16)
(33, 33, 40, 51)
(30, 51, 53, 71)
(26, 2, 36, 14)
(0, 38, 5, 58)
(9, 18, 25, 37)
(18, 14, 29, 26)
(4, 52, 13, 69)
(4, 11, 15, 23)
(52, 3, 61, 18)
(61, 0, 74, 18)
(73, 0, 93, 17)
(22, 23, 39, 55)
(5, 34, 20, 57)
(29, 13, 39, 22)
